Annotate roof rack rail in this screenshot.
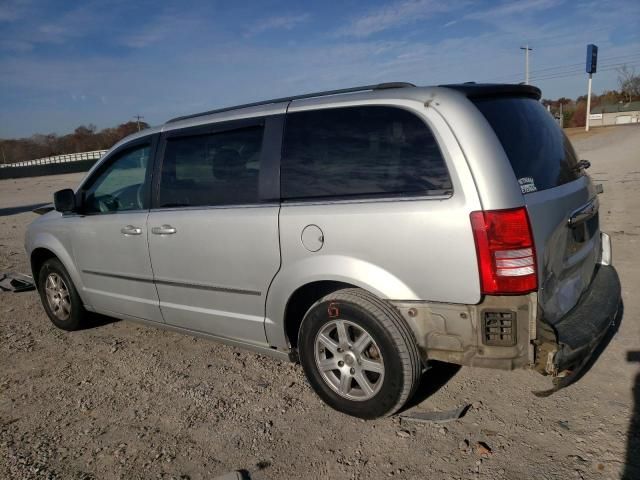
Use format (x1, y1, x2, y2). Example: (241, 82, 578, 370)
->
(167, 82, 416, 123)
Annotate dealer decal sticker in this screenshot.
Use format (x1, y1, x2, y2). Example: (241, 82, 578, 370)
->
(518, 177, 537, 193)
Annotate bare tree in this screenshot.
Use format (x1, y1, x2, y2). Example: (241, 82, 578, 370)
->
(617, 64, 640, 103)
(0, 121, 149, 165)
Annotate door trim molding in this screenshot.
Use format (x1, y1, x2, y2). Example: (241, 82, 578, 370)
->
(153, 276, 261, 296)
(82, 269, 261, 296)
(83, 269, 154, 283)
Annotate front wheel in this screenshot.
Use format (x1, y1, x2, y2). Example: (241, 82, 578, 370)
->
(298, 288, 422, 419)
(38, 258, 86, 331)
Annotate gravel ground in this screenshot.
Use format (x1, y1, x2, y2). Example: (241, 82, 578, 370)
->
(1, 125, 639, 480)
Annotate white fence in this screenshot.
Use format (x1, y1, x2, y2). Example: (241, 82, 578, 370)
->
(0, 150, 108, 168)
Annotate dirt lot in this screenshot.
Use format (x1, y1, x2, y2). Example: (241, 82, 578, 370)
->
(1, 125, 639, 480)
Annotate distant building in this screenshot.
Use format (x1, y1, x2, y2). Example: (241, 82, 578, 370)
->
(589, 101, 640, 127)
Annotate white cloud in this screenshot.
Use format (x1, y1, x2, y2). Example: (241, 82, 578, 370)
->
(245, 13, 310, 37)
(0, 38, 32, 52)
(338, 0, 465, 38)
(4, 4, 107, 47)
(0, 0, 29, 22)
(120, 28, 169, 48)
(36, 23, 72, 44)
(119, 14, 201, 48)
(465, 0, 562, 21)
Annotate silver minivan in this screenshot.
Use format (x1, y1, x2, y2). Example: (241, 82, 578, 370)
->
(26, 82, 621, 418)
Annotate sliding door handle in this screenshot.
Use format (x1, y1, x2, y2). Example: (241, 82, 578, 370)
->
(152, 225, 177, 235)
(121, 225, 142, 236)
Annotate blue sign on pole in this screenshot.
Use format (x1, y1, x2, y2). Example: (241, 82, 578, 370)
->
(586, 44, 598, 74)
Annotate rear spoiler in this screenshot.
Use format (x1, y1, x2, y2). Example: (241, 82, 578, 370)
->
(439, 83, 541, 100)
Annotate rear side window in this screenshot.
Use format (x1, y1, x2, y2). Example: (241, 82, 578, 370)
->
(158, 126, 263, 208)
(473, 97, 581, 193)
(281, 106, 452, 200)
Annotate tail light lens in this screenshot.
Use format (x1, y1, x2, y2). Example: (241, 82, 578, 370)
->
(470, 207, 537, 295)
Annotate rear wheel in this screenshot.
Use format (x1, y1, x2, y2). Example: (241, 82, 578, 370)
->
(298, 288, 421, 419)
(38, 258, 86, 331)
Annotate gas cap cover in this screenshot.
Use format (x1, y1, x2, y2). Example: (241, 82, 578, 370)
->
(301, 224, 324, 252)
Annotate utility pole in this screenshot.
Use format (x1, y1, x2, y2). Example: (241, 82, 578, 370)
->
(585, 44, 598, 132)
(134, 114, 144, 131)
(586, 74, 593, 132)
(520, 45, 532, 84)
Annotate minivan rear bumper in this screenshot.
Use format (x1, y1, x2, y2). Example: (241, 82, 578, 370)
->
(535, 264, 621, 395)
(390, 237, 620, 389)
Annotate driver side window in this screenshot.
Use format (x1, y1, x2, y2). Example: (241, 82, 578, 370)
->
(83, 144, 150, 214)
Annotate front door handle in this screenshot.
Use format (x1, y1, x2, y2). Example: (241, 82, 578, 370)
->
(121, 225, 142, 236)
(151, 224, 177, 235)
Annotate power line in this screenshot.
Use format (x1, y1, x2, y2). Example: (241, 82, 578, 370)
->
(481, 52, 640, 83)
(596, 52, 640, 62)
(532, 61, 640, 84)
(531, 60, 640, 81)
(530, 57, 640, 80)
(530, 52, 640, 76)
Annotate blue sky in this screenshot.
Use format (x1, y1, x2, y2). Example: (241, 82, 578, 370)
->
(1, 0, 639, 138)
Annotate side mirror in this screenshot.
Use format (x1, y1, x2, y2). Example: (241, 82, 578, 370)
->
(53, 189, 77, 213)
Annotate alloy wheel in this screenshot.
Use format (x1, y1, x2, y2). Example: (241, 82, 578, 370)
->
(44, 273, 71, 321)
(314, 319, 385, 401)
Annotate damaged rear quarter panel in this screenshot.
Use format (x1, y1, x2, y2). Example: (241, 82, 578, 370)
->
(391, 293, 538, 371)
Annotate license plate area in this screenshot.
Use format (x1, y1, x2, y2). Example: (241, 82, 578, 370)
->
(570, 211, 599, 245)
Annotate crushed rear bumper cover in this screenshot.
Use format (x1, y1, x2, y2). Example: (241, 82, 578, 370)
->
(534, 264, 621, 397)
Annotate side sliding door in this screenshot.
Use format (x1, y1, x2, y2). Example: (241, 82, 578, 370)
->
(146, 114, 284, 345)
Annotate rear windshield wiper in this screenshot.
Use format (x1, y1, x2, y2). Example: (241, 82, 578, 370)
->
(574, 159, 591, 171)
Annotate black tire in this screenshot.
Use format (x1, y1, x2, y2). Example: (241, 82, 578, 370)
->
(37, 257, 86, 331)
(298, 288, 422, 419)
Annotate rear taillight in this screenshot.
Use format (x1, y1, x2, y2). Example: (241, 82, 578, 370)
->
(470, 207, 537, 295)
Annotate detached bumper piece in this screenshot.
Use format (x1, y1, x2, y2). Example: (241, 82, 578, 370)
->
(0, 272, 36, 293)
(534, 265, 621, 397)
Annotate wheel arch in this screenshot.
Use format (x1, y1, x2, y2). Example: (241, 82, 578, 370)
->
(283, 280, 355, 350)
(28, 237, 87, 305)
(264, 255, 420, 349)
(30, 247, 57, 279)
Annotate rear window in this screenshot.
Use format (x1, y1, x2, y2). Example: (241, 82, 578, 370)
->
(281, 106, 452, 200)
(473, 97, 582, 193)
